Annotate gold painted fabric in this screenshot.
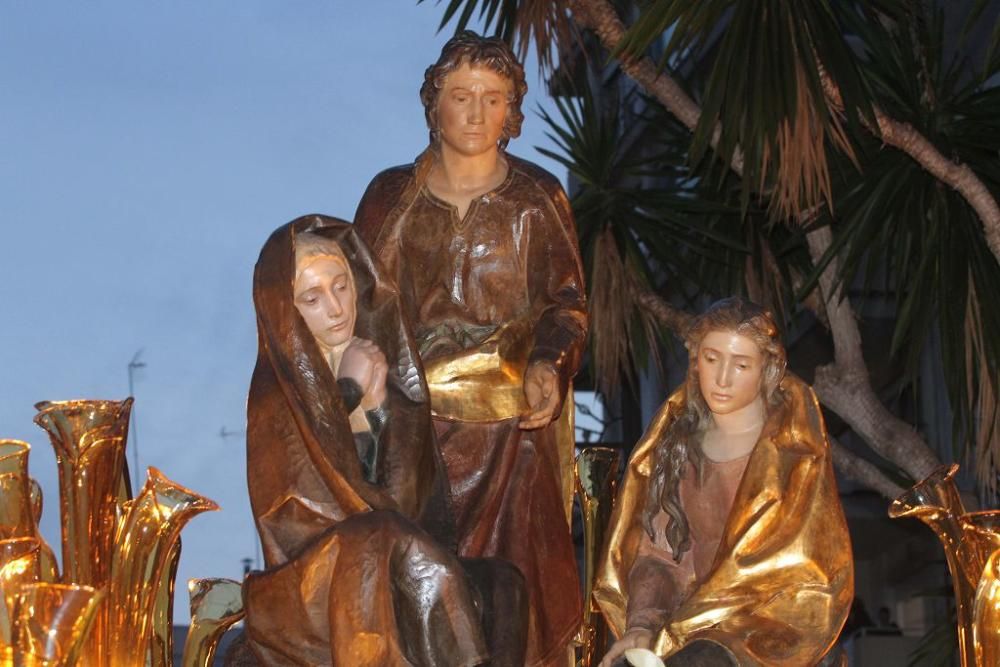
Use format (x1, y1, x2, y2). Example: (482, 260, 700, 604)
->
(245, 216, 486, 666)
(595, 375, 853, 666)
(355, 152, 587, 666)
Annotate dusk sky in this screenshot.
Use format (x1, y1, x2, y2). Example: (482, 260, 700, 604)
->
(0, 1, 568, 623)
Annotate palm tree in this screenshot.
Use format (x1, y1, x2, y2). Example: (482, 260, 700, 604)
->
(419, 0, 1000, 502)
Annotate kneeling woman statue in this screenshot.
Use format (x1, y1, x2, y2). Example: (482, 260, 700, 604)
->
(595, 298, 852, 666)
(243, 216, 523, 666)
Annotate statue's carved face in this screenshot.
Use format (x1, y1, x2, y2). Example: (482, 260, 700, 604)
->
(696, 329, 764, 416)
(293, 254, 356, 353)
(436, 62, 510, 157)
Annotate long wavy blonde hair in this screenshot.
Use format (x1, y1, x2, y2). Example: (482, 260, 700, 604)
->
(644, 297, 787, 561)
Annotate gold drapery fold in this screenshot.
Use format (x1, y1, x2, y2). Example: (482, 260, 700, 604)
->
(424, 318, 532, 423)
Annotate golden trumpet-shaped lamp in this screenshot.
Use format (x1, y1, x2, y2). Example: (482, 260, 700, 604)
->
(11, 583, 104, 667)
(973, 548, 1000, 667)
(576, 447, 621, 667)
(0, 538, 41, 662)
(181, 578, 245, 667)
(0, 441, 57, 582)
(889, 464, 976, 665)
(104, 467, 218, 667)
(32, 400, 133, 587)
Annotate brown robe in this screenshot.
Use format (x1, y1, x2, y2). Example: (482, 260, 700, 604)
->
(355, 152, 587, 666)
(595, 375, 853, 666)
(626, 454, 749, 632)
(244, 216, 487, 666)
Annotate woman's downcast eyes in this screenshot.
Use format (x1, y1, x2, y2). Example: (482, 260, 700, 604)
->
(296, 280, 347, 306)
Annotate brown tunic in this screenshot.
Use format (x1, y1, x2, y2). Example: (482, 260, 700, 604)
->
(627, 455, 750, 631)
(355, 152, 587, 666)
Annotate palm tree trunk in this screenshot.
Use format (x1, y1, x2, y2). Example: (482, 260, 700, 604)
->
(829, 436, 904, 500)
(566, 0, 743, 176)
(819, 72, 1000, 264)
(804, 225, 942, 481)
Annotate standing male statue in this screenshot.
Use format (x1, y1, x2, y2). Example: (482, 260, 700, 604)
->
(354, 30, 587, 667)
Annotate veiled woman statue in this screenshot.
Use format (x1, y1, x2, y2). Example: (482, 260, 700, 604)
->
(595, 298, 853, 667)
(243, 215, 525, 666)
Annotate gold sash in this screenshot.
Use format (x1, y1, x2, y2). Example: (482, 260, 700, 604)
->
(424, 318, 576, 522)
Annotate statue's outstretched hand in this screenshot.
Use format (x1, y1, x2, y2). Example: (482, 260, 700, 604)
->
(520, 361, 560, 430)
(339, 338, 388, 409)
(599, 628, 654, 667)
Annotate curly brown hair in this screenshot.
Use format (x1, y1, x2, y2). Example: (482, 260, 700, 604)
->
(643, 297, 787, 561)
(419, 31, 528, 150)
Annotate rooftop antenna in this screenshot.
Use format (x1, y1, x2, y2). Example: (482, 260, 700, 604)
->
(127, 349, 147, 480)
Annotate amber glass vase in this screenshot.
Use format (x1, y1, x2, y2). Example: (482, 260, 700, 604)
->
(973, 547, 1000, 667)
(11, 583, 103, 667)
(959, 511, 1000, 667)
(181, 578, 245, 667)
(0, 537, 42, 662)
(104, 467, 218, 667)
(32, 400, 132, 587)
(0, 441, 57, 582)
(890, 464, 999, 667)
(34, 400, 132, 667)
(961, 512, 1000, 585)
(576, 447, 621, 667)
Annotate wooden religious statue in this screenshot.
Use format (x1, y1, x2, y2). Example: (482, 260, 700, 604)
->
(354, 31, 587, 667)
(243, 215, 526, 666)
(595, 297, 853, 667)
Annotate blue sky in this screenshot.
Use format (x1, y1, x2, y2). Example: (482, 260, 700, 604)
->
(0, 1, 566, 623)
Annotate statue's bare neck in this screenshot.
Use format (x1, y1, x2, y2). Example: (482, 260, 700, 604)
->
(701, 396, 766, 463)
(426, 147, 509, 220)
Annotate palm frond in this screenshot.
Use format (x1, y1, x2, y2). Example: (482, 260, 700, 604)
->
(536, 85, 813, 395)
(419, 0, 575, 72)
(803, 3, 1000, 492)
(615, 0, 872, 220)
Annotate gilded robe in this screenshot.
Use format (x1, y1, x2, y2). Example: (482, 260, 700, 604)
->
(595, 375, 853, 666)
(355, 152, 587, 666)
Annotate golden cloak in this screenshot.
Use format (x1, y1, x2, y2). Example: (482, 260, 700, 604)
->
(594, 375, 853, 666)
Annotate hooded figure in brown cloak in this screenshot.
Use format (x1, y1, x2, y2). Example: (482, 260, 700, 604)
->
(243, 215, 525, 666)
